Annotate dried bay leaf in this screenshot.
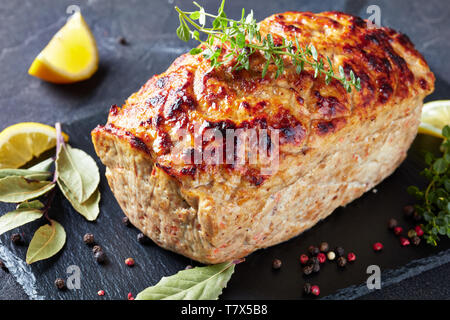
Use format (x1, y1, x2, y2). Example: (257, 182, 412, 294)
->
(0, 176, 55, 203)
(56, 145, 99, 203)
(26, 219, 66, 264)
(57, 179, 100, 221)
(136, 261, 236, 300)
(0, 208, 43, 235)
(0, 168, 51, 181)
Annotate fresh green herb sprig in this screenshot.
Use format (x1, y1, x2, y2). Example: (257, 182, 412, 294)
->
(0, 123, 101, 264)
(408, 125, 450, 246)
(175, 0, 361, 92)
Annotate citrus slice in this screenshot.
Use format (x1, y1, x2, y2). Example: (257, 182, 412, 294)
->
(28, 12, 98, 83)
(0, 122, 69, 169)
(418, 100, 450, 139)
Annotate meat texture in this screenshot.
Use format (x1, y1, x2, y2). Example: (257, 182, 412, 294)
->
(92, 12, 434, 263)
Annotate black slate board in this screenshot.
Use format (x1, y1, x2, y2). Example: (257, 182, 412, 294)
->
(0, 113, 449, 300)
(1, 0, 450, 300)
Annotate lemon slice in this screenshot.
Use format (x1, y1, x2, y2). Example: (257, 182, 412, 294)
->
(0, 123, 69, 169)
(418, 100, 450, 139)
(28, 12, 98, 83)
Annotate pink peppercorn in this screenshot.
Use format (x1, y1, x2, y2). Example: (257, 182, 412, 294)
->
(317, 253, 326, 264)
(400, 237, 410, 247)
(127, 292, 134, 300)
(415, 225, 424, 237)
(125, 257, 135, 267)
(393, 226, 403, 236)
(97, 290, 105, 296)
(347, 252, 356, 262)
(311, 285, 320, 296)
(373, 242, 383, 251)
(300, 254, 309, 265)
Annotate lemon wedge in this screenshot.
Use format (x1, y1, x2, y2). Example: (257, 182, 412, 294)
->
(0, 122, 69, 169)
(419, 100, 450, 139)
(28, 12, 98, 83)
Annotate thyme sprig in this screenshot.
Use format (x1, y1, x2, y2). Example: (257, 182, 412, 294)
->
(175, 0, 361, 92)
(408, 125, 450, 246)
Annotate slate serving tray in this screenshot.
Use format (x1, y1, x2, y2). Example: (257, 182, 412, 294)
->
(0, 112, 449, 300)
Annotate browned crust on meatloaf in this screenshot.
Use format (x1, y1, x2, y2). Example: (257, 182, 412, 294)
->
(92, 11, 434, 263)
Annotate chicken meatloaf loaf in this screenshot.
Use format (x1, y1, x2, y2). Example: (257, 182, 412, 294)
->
(92, 11, 434, 263)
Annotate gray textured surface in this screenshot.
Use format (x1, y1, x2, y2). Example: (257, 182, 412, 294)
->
(0, 0, 449, 300)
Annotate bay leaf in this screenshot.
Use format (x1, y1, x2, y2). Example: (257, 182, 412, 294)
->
(17, 200, 45, 210)
(26, 219, 66, 264)
(0, 176, 55, 203)
(57, 179, 100, 221)
(0, 168, 51, 181)
(0, 208, 43, 235)
(28, 158, 54, 172)
(136, 261, 235, 300)
(56, 145, 99, 203)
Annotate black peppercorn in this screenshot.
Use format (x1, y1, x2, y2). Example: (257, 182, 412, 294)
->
(83, 233, 95, 245)
(117, 36, 128, 45)
(312, 262, 320, 273)
(11, 233, 23, 245)
(387, 218, 398, 229)
(122, 216, 131, 227)
(319, 242, 329, 253)
(272, 259, 282, 270)
(308, 245, 319, 256)
(412, 211, 422, 222)
(303, 283, 312, 295)
(94, 251, 106, 264)
(335, 246, 345, 257)
(412, 236, 421, 246)
(403, 205, 415, 217)
(92, 245, 102, 254)
(303, 264, 314, 275)
(54, 278, 65, 290)
(337, 256, 347, 267)
(310, 256, 319, 265)
(137, 233, 150, 245)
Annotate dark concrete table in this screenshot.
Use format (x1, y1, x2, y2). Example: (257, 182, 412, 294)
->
(0, 0, 449, 299)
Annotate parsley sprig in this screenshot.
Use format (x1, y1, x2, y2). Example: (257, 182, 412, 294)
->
(408, 125, 450, 246)
(174, 0, 361, 92)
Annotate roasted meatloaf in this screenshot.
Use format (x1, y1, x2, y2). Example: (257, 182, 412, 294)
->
(92, 11, 434, 263)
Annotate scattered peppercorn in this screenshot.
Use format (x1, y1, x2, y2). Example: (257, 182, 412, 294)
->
(319, 242, 329, 253)
(303, 283, 311, 295)
(118, 36, 128, 45)
(337, 256, 347, 267)
(347, 252, 356, 262)
(308, 245, 319, 256)
(327, 251, 336, 261)
(11, 233, 23, 245)
(400, 237, 410, 247)
(185, 265, 193, 270)
(122, 216, 131, 227)
(97, 290, 105, 296)
(317, 253, 326, 264)
(387, 218, 398, 229)
(335, 246, 345, 257)
(54, 278, 65, 290)
(393, 226, 403, 236)
(407, 229, 417, 238)
(303, 264, 314, 275)
(272, 258, 282, 270)
(83, 233, 95, 245)
(127, 292, 134, 300)
(311, 285, 320, 296)
(373, 242, 383, 251)
(412, 236, 421, 246)
(310, 256, 319, 265)
(92, 245, 102, 254)
(300, 254, 309, 265)
(125, 258, 135, 267)
(94, 251, 106, 264)
(137, 233, 150, 245)
(415, 225, 424, 237)
(403, 205, 415, 217)
(312, 262, 320, 273)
